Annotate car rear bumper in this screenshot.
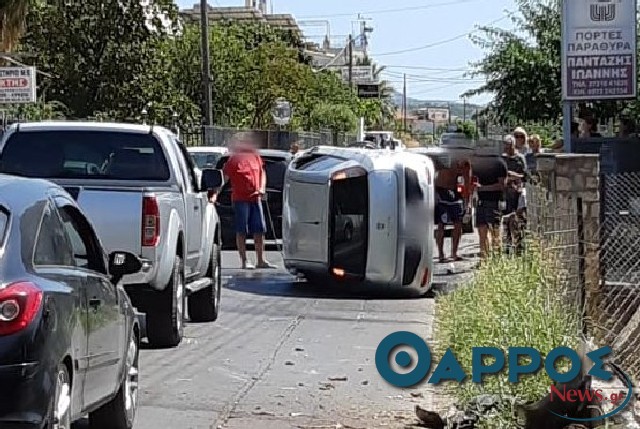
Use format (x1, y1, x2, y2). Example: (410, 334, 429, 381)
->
(0, 362, 49, 429)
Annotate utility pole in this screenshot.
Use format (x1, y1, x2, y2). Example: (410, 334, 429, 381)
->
(462, 97, 467, 122)
(200, 0, 213, 126)
(402, 73, 407, 132)
(347, 34, 353, 90)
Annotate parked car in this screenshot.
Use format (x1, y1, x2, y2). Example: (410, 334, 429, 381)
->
(214, 149, 292, 249)
(0, 175, 142, 429)
(188, 146, 228, 169)
(0, 122, 224, 348)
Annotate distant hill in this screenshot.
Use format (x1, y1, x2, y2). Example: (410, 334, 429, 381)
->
(391, 91, 485, 119)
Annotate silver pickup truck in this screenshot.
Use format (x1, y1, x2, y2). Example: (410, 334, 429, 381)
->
(0, 122, 224, 348)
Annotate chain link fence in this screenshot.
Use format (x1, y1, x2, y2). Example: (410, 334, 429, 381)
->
(527, 156, 640, 385)
(179, 125, 357, 149)
(594, 171, 640, 383)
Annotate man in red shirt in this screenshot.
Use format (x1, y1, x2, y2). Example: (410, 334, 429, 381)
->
(223, 134, 276, 269)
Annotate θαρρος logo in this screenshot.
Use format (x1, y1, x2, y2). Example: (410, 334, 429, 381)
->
(375, 331, 633, 422)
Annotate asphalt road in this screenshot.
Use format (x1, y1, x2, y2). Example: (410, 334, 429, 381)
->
(132, 233, 479, 429)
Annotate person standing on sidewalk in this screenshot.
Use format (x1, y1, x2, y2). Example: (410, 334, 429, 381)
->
(472, 150, 508, 258)
(513, 127, 529, 155)
(434, 156, 466, 263)
(222, 132, 277, 270)
(502, 136, 527, 253)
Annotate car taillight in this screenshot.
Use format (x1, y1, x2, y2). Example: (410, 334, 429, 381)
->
(421, 267, 431, 287)
(142, 196, 160, 247)
(0, 282, 43, 336)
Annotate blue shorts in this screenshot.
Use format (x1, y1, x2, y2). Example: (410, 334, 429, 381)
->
(233, 201, 266, 235)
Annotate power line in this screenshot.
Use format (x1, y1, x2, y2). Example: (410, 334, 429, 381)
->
(372, 15, 509, 56)
(384, 65, 472, 72)
(297, 0, 482, 19)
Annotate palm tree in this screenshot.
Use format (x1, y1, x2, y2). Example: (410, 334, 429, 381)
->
(1, 0, 29, 52)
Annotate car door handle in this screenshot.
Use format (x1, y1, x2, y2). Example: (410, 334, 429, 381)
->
(89, 298, 102, 309)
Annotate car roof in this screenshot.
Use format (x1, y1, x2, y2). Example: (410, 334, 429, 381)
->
(219, 149, 292, 160)
(0, 174, 62, 213)
(4, 121, 162, 134)
(187, 146, 228, 153)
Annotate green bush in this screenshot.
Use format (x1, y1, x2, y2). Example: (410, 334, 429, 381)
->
(434, 244, 580, 427)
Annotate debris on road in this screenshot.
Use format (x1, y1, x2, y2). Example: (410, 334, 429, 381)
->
(295, 346, 305, 352)
(285, 360, 295, 366)
(252, 410, 276, 416)
(328, 375, 348, 381)
(361, 380, 369, 386)
(319, 382, 335, 390)
(410, 392, 424, 398)
(415, 405, 445, 429)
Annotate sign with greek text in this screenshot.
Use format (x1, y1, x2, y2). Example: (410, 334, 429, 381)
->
(0, 67, 37, 103)
(562, 0, 637, 100)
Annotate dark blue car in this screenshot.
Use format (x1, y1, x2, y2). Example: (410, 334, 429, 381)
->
(0, 175, 143, 429)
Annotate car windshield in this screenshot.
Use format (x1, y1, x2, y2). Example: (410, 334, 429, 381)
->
(190, 152, 223, 169)
(0, 130, 170, 181)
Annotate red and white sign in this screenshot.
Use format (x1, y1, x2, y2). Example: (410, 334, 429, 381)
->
(0, 67, 36, 103)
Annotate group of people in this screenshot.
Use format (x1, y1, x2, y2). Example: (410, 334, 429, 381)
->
(435, 127, 543, 262)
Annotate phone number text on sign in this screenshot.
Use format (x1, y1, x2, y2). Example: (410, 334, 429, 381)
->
(562, 0, 638, 101)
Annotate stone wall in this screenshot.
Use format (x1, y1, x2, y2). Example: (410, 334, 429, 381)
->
(527, 153, 601, 334)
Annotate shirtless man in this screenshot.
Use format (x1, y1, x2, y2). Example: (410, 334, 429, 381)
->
(435, 156, 467, 262)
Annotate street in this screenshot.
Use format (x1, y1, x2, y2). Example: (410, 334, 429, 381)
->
(133, 234, 479, 429)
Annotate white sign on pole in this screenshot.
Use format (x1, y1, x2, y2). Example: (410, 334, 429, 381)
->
(562, 0, 637, 100)
(341, 66, 374, 83)
(272, 98, 292, 126)
(0, 67, 37, 103)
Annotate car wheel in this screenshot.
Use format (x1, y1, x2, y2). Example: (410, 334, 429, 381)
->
(89, 329, 140, 429)
(189, 242, 221, 322)
(50, 364, 71, 429)
(146, 255, 185, 348)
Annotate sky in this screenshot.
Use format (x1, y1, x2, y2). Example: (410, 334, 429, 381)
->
(176, 0, 518, 104)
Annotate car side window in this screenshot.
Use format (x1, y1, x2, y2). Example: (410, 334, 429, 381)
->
(33, 202, 75, 267)
(175, 140, 199, 192)
(57, 203, 107, 274)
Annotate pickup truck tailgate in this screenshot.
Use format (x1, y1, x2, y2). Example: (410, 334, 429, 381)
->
(67, 187, 143, 254)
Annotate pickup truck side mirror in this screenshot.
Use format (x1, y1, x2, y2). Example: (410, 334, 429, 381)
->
(201, 168, 223, 191)
(108, 251, 143, 283)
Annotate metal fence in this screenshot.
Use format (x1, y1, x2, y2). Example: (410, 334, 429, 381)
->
(179, 125, 358, 149)
(527, 160, 640, 385)
(595, 171, 640, 382)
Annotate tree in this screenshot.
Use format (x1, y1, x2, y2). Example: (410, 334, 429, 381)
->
(20, 0, 181, 120)
(309, 102, 358, 142)
(467, 0, 625, 123)
(1, 0, 29, 52)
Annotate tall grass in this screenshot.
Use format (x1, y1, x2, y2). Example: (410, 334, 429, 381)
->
(434, 243, 581, 428)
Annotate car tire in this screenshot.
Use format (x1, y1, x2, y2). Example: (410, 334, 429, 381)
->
(89, 329, 140, 429)
(188, 242, 222, 322)
(48, 363, 71, 429)
(146, 255, 185, 348)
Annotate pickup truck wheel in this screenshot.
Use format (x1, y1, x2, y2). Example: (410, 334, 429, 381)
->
(188, 243, 221, 322)
(146, 256, 185, 348)
(89, 328, 139, 429)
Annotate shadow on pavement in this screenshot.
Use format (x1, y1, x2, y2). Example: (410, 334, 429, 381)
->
(223, 270, 432, 300)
